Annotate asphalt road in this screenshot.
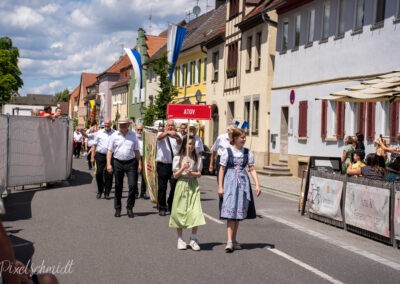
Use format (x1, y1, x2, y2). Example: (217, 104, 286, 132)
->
(2, 158, 400, 283)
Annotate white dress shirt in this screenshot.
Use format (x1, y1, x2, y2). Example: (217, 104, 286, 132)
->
(73, 131, 83, 143)
(108, 131, 139, 161)
(211, 133, 231, 156)
(94, 128, 115, 154)
(156, 132, 182, 164)
(86, 129, 96, 148)
(137, 135, 143, 156)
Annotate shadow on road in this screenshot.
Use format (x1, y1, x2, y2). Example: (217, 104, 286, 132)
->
(2, 190, 35, 221)
(9, 233, 35, 265)
(199, 242, 225, 250)
(68, 169, 93, 186)
(242, 243, 275, 250)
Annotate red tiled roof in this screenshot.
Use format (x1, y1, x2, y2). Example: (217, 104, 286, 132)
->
(146, 35, 167, 58)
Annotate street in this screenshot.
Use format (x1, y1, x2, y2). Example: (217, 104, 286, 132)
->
(3, 158, 400, 283)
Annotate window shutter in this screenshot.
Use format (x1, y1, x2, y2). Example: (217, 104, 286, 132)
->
(390, 101, 399, 142)
(298, 101, 308, 137)
(321, 100, 327, 139)
(357, 102, 365, 136)
(366, 102, 376, 141)
(336, 101, 345, 140)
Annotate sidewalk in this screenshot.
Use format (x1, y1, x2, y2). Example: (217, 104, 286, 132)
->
(251, 174, 303, 200)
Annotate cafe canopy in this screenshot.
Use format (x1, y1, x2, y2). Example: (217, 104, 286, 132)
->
(316, 71, 400, 102)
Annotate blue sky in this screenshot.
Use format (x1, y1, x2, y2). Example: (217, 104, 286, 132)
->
(0, 0, 213, 96)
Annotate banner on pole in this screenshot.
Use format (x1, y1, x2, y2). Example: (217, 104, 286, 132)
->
(167, 104, 212, 120)
(143, 129, 158, 203)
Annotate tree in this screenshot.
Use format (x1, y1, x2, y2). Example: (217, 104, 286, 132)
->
(55, 88, 70, 102)
(0, 37, 23, 104)
(142, 53, 178, 126)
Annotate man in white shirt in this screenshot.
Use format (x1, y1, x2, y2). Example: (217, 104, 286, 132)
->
(188, 123, 204, 155)
(107, 117, 141, 218)
(156, 119, 182, 216)
(85, 126, 97, 170)
(73, 127, 83, 158)
(91, 119, 114, 199)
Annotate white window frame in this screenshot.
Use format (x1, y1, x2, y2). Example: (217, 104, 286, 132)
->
(373, 0, 386, 26)
(255, 32, 262, 69)
(252, 98, 259, 135)
(349, 102, 358, 135)
(294, 14, 301, 48)
(212, 51, 219, 82)
(246, 35, 252, 71)
(282, 19, 289, 51)
(195, 59, 200, 85)
(179, 64, 184, 87)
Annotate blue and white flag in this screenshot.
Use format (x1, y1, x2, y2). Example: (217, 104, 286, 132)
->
(124, 48, 142, 103)
(234, 120, 250, 130)
(167, 23, 186, 80)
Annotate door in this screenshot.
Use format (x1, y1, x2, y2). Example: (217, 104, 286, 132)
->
(280, 107, 289, 161)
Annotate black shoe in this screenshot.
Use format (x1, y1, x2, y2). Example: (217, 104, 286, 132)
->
(159, 209, 166, 216)
(96, 193, 102, 199)
(135, 194, 139, 199)
(104, 194, 110, 200)
(114, 209, 121, 218)
(140, 193, 150, 200)
(127, 209, 134, 218)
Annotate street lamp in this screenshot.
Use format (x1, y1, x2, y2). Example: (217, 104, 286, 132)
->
(195, 90, 202, 104)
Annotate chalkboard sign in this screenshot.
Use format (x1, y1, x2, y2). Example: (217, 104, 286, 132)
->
(301, 156, 342, 215)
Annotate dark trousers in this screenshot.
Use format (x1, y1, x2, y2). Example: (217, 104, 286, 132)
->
(157, 162, 176, 211)
(216, 155, 221, 183)
(95, 153, 113, 195)
(114, 158, 138, 210)
(87, 146, 93, 169)
(74, 142, 82, 158)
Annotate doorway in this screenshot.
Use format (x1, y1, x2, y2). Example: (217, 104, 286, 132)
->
(212, 105, 219, 143)
(280, 107, 289, 161)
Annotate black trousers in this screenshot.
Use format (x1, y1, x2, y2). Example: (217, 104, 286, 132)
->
(215, 155, 221, 183)
(74, 142, 82, 158)
(113, 158, 138, 210)
(135, 158, 147, 196)
(156, 162, 176, 211)
(87, 146, 93, 169)
(95, 153, 113, 195)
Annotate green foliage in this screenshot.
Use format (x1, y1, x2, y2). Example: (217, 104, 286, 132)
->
(73, 117, 78, 127)
(0, 37, 23, 104)
(55, 88, 70, 102)
(143, 53, 178, 124)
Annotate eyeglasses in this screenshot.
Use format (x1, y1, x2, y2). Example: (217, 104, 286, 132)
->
(136, 129, 143, 131)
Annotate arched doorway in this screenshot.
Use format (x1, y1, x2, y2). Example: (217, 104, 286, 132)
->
(212, 104, 219, 143)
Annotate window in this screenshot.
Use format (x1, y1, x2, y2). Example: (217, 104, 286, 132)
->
(322, 101, 344, 139)
(353, 0, 365, 32)
(229, 0, 239, 19)
(227, 42, 238, 78)
(307, 9, 315, 44)
(227, 101, 235, 124)
(186, 63, 191, 86)
(203, 57, 207, 82)
(246, 36, 252, 71)
(190, 61, 195, 85)
(179, 64, 184, 87)
(396, 0, 400, 20)
(212, 52, 219, 82)
(174, 66, 179, 86)
(298, 101, 308, 137)
(321, 100, 327, 138)
(321, 1, 331, 40)
(255, 32, 261, 69)
(381, 101, 390, 136)
(252, 100, 259, 135)
(366, 102, 376, 141)
(373, 0, 386, 27)
(244, 100, 250, 125)
(195, 59, 201, 84)
(390, 101, 399, 142)
(282, 20, 289, 51)
(294, 14, 301, 48)
(356, 102, 366, 136)
(337, 0, 346, 36)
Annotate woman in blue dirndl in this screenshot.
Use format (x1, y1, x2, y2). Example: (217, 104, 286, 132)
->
(218, 128, 261, 252)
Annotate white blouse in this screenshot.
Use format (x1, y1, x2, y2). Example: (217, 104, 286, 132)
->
(173, 155, 203, 175)
(219, 146, 255, 167)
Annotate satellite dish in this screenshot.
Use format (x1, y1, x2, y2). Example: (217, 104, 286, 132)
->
(193, 5, 201, 17)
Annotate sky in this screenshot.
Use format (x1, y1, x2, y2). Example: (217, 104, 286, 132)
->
(0, 0, 214, 96)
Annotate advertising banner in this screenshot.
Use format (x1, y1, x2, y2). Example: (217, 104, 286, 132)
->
(345, 182, 390, 237)
(395, 191, 400, 240)
(307, 176, 343, 221)
(143, 129, 158, 204)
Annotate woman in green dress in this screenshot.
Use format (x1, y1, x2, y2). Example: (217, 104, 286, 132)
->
(169, 135, 206, 251)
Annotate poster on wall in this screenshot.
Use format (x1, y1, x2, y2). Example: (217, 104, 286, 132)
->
(307, 176, 343, 221)
(345, 182, 390, 237)
(395, 191, 400, 240)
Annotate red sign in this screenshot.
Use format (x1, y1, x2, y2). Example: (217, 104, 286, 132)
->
(167, 104, 212, 120)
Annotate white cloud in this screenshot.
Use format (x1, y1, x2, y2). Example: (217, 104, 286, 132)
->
(69, 9, 94, 28)
(40, 4, 59, 14)
(50, 42, 64, 49)
(30, 80, 63, 94)
(8, 6, 44, 29)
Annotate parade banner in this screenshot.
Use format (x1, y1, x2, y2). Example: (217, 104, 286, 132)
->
(345, 182, 390, 237)
(395, 190, 400, 240)
(307, 176, 343, 221)
(143, 129, 158, 204)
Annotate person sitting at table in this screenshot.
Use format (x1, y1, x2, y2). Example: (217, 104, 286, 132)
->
(386, 156, 400, 182)
(346, 149, 365, 177)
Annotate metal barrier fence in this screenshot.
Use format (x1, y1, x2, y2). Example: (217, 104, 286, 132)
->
(306, 169, 400, 248)
(0, 115, 73, 196)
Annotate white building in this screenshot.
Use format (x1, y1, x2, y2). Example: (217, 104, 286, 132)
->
(267, 0, 400, 176)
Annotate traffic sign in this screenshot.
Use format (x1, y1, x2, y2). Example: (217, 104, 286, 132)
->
(167, 104, 212, 120)
(290, 90, 295, 104)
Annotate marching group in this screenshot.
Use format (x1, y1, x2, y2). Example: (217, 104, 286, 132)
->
(75, 118, 261, 253)
(342, 132, 400, 181)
